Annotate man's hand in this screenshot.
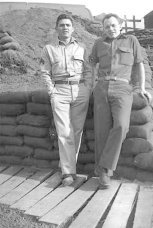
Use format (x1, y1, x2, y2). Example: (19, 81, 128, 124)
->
(140, 89, 152, 103)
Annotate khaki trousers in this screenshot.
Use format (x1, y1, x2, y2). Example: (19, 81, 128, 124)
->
(93, 80, 133, 172)
(51, 83, 90, 175)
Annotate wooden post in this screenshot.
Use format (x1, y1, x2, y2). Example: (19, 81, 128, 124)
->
(122, 15, 141, 32)
(133, 15, 136, 30)
(124, 15, 127, 32)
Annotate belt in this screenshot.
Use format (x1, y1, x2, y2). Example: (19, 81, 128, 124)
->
(54, 79, 84, 85)
(102, 76, 129, 83)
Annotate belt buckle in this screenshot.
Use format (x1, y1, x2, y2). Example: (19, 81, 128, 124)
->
(67, 80, 73, 85)
(68, 80, 79, 85)
(110, 76, 116, 81)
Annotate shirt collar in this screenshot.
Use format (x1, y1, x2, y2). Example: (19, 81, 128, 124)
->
(103, 33, 127, 42)
(52, 36, 77, 46)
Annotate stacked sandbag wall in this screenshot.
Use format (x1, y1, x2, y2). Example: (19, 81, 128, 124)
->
(115, 92, 153, 182)
(0, 90, 59, 168)
(0, 88, 153, 182)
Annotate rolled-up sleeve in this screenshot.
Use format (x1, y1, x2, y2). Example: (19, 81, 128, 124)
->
(132, 35, 144, 64)
(89, 39, 99, 64)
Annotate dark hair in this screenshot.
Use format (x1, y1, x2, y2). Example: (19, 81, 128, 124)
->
(102, 13, 124, 25)
(56, 14, 74, 27)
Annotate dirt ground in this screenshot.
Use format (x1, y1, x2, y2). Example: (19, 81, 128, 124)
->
(0, 7, 98, 93)
(0, 203, 54, 228)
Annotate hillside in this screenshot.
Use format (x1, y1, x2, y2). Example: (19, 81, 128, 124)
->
(0, 7, 98, 92)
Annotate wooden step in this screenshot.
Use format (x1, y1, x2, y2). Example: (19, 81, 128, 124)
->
(39, 177, 99, 227)
(25, 174, 87, 218)
(11, 171, 62, 210)
(0, 168, 53, 206)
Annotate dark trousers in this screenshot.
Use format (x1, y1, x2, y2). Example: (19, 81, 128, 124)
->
(93, 80, 133, 172)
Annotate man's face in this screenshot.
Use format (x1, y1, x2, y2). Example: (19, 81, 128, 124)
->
(56, 19, 74, 40)
(103, 16, 122, 39)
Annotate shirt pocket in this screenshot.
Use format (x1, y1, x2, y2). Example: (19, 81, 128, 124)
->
(73, 55, 84, 73)
(52, 56, 62, 66)
(118, 47, 134, 66)
(52, 56, 63, 74)
(97, 50, 110, 68)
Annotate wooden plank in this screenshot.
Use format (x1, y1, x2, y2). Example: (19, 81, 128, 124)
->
(11, 172, 62, 209)
(25, 174, 87, 218)
(1, 169, 52, 206)
(0, 166, 23, 185)
(0, 167, 36, 199)
(133, 186, 153, 228)
(102, 183, 138, 228)
(69, 180, 121, 228)
(0, 165, 7, 173)
(39, 177, 99, 227)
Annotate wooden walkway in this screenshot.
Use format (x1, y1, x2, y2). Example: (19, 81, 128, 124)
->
(0, 165, 153, 228)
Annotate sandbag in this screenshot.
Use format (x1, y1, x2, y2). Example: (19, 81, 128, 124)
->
(53, 140, 59, 149)
(80, 143, 88, 153)
(31, 90, 50, 104)
(0, 146, 5, 155)
(27, 102, 52, 116)
(1, 41, 21, 51)
(132, 92, 149, 110)
(83, 163, 95, 173)
(115, 165, 137, 180)
(50, 118, 55, 127)
(126, 122, 153, 140)
(0, 104, 25, 116)
(0, 136, 23, 146)
(0, 155, 22, 165)
(118, 155, 134, 167)
(0, 35, 16, 45)
(22, 157, 35, 167)
(81, 133, 87, 144)
(130, 105, 153, 125)
(0, 125, 17, 136)
(134, 151, 153, 171)
(78, 153, 94, 164)
(87, 140, 95, 151)
(0, 91, 31, 104)
(34, 148, 59, 160)
(84, 118, 94, 130)
(76, 163, 84, 172)
(16, 125, 49, 137)
(148, 131, 153, 146)
(121, 138, 153, 156)
(0, 116, 16, 125)
(32, 158, 51, 168)
(22, 157, 51, 168)
(0, 32, 8, 39)
(5, 145, 34, 158)
(86, 104, 93, 118)
(86, 130, 95, 140)
(49, 128, 57, 140)
(50, 160, 59, 169)
(24, 135, 53, 150)
(115, 165, 153, 182)
(16, 113, 50, 127)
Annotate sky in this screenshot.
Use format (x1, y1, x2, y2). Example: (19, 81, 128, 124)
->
(1, 0, 152, 19)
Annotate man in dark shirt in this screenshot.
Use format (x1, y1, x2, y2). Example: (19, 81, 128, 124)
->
(89, 13, 152, 188)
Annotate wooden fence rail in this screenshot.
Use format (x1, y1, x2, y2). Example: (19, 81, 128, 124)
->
(123, 15, 141, 32)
